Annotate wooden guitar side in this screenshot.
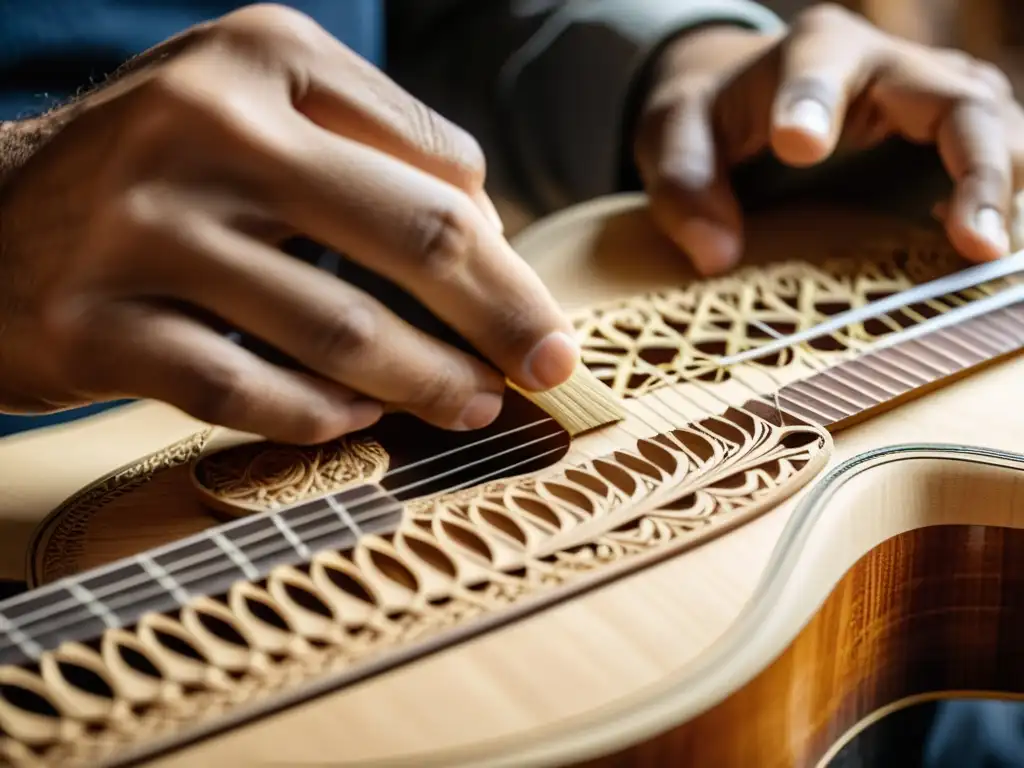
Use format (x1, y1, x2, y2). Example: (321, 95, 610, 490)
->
(17, 196, 1024, 767)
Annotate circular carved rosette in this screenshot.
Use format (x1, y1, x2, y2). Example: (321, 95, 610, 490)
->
(192, 437, 391, 517)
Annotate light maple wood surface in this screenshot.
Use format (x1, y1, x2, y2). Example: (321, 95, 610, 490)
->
(4, 195, 1024, 766)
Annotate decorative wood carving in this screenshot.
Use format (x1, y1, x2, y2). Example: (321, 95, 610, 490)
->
(11, 235, 1016, 767)
(0, 407, 829, 767)
(570, 243, 1005, 397)
(196, 436, 391, 514)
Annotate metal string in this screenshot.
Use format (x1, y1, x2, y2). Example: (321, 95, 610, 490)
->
(6, 294, 1022, 650)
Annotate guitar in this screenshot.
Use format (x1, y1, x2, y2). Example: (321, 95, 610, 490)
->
(2, 193, 1024, 768)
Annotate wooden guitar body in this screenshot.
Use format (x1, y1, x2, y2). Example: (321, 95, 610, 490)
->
(5, 194, 1024, 767)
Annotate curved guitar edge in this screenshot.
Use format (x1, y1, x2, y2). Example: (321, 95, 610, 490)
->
(23, 427, 214, 588)
(368, 442, 1024, 768)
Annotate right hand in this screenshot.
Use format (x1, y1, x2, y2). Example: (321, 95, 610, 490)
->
(0, 4, 578, 443)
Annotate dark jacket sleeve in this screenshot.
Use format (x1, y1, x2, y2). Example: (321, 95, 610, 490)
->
(386, 0, 785, 214)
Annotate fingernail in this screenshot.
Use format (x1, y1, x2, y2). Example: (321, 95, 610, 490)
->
(973, 207, 1010, 255)
(675, 218, 741, 275)
(474, 191, 505, 234)
(522, 331, 580, 390)
(454, 392, 504, 431)
(779, 98, 832, 140)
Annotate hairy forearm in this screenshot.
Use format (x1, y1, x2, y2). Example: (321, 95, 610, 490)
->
(0, 121, 46, 184)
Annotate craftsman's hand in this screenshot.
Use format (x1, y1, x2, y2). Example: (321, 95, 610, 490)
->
(635, 2, 1024, 274)
(0, 4, 578, 442)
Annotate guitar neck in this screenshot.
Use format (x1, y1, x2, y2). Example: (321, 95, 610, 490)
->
(766, 294, 1024, 431)
(0, 485, 403, 667)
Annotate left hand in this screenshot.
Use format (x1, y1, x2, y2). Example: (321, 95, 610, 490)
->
(634, 3, 1024, 275)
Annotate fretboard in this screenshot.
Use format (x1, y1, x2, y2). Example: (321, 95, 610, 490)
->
(770, 301, 1024, 429)
(0, 484, 403, 667)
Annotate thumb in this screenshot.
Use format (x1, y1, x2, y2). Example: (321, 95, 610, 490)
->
(636, 90, 744, 276)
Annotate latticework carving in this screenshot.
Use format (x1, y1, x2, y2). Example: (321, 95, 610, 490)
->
(572, 243, 1006, 397)
(0, 408, 828, 767)
(12, 235, 1009, 766)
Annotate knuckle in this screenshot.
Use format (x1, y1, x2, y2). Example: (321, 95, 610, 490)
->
(407, 100, 487, 189)
(966, 160, 1007, 190)
(118, 71, 219, 167)
(283, 411, 342, 445)
(411, 367, 467, 415)
(936, 47, 976, 73)
(960, 92, 1003, 121)
(186, 363, 253, 426)
(793, 2, 855, 31)
(410, 197, 480, 277)
(311, 302, 378, 362)
(976, 61, 1013, 98)
(216, 3, 325, 52)
(651, 154, 715, 198)
(126, 65, 292, 172)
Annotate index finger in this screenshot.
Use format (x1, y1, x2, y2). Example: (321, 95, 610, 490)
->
(261, 121, 580, 393)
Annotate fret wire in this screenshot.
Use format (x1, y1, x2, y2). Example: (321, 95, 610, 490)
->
(66, 581, 118, 630)
(858, 349, 931, 387)
(781, 380, 857, 418)
(970, 309, 1019, 337)
(776, 395, 832, 426)
(952, 316, 1015, 357)
(976, 311, 1020, 345)
(881, 343, 953, 378)
(746, 319, 874, 416)
(326, 496, 363, 539)
(901, 334, 973, 371)
(0, 613, 42, 660)
(802, 354, 888, 404)
(3, 430, 568, 642)
(4, 298, 1023, 660)
(137, 554, 190, 606)
(5, 445, 567, 652)
(998, 302, 1024, 320)
(975, 311, 1024, 346)
(210, 533, 259, 581)
(917, 331, 989, 366)
(902, 336, 974, 370)
(770, 379, 840, 422)
(269, 513, 312, 560)
(909, 331, 987, 370)
(827, 357, 906, 398)
(944, 320, 1011, 356)
(0, 416, 559, 622)
(788, 375, 875, 411)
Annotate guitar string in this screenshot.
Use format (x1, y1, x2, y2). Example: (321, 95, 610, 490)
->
(0, 358, 787, 645)
(750, 302, 1023, 421)
(4, 301, 1012, 648)
(7, 393, 710, 644)
(2, 291, 1014, 649)
(0, 315, 798, 640)
(0, 306, 959, 646)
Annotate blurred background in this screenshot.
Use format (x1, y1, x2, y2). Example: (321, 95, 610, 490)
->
(770, 0, 1023, 93)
